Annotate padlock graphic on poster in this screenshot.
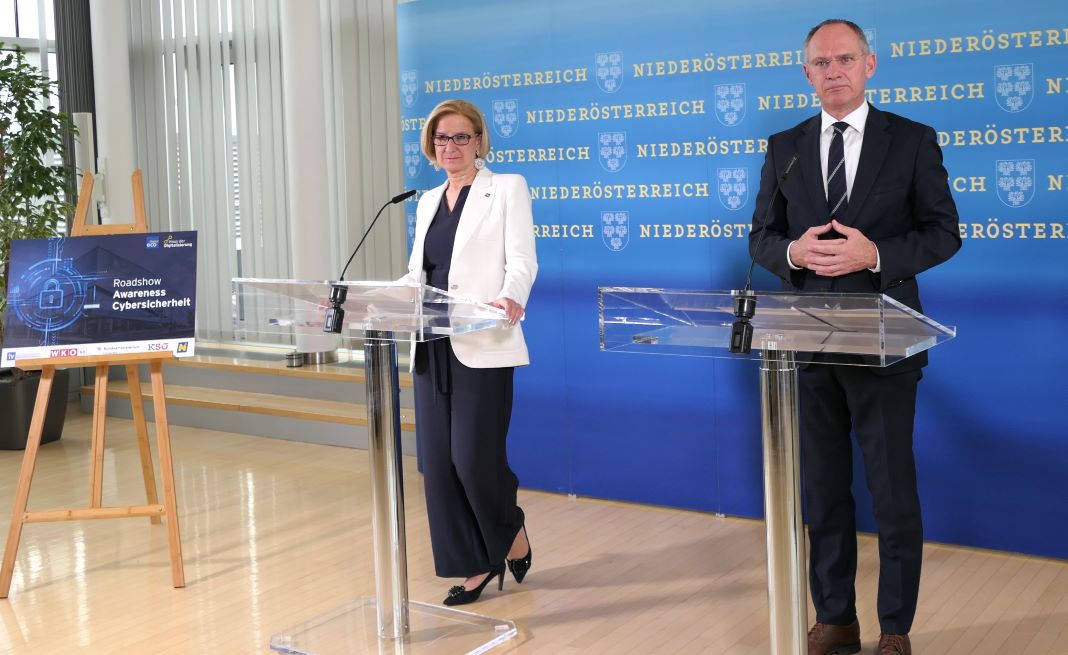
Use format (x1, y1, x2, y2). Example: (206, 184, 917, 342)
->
(38, 278, 64, 309)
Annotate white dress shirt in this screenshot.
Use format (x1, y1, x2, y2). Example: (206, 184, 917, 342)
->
(787, 102, 881, 272)
(819, 102, 868, 200)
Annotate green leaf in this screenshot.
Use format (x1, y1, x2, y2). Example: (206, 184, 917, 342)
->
(0, 42, 77, 344)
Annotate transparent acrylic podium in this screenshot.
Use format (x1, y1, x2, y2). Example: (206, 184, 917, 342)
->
(599, 288, 956, 655)
(232, 278, 518, 655)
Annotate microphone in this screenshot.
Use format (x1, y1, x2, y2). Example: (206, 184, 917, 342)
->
(324, 189, 417, 333)
(338, 190, 417, 282)
(730, 154, 798, 354)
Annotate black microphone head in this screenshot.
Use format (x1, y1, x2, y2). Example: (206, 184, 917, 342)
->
(391, 189, 417, 204)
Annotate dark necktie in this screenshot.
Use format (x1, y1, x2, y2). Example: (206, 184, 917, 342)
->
(826, 121, 849, 221)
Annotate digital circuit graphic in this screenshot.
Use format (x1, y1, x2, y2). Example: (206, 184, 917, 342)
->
(8, 240, 88, 346)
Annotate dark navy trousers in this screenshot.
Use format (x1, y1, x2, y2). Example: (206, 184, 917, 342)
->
(800, 363, 923, 635)
(413, 338, 523, 578)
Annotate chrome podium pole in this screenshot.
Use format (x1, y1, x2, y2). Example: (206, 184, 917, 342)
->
(269, 314, 517, 654)
(363, 330, 410, 639)
(760, 345, 808, 655)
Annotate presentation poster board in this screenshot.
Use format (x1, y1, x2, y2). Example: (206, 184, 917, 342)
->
(2, 231, 197, 367)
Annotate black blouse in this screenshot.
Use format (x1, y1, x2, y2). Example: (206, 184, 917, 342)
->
(419, 184, 472, 392)
(423, 184, 471, 290)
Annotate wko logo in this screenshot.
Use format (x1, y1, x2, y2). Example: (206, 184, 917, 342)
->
(50, 348, 79, 358)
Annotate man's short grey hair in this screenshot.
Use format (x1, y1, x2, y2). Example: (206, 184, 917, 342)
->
(803, 19, 871, 60)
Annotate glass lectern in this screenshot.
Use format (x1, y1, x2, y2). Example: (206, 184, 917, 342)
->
(233, 278, 518, 655)
(599, 288, 955, 655)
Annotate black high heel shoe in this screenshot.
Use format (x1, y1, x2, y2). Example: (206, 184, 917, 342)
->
(507, 526, 533, 584)
(442, 564, 505, 606)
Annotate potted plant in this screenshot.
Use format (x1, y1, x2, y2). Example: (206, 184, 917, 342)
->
(1, 43, 77, 449)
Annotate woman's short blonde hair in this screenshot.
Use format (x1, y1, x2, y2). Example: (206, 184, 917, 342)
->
(420, 99, 491, 166)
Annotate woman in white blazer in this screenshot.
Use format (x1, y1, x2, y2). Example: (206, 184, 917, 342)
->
(402, 99, 537, 606)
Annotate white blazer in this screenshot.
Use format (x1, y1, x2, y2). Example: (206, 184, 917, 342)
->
(403, 167, 538, 369)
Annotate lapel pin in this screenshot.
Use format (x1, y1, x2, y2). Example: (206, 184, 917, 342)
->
(484, 192, 490, 198)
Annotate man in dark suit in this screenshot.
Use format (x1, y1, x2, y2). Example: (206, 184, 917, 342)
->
(749, 19, 961, 655)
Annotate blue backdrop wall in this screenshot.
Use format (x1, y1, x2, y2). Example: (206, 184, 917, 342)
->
(397, 0, 1068, 560)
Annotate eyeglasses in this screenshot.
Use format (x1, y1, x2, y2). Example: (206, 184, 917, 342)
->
(433, 132, 478, 146)
(807, 53, 866, 70)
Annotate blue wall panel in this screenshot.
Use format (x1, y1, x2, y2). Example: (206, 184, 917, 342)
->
(399, 0, 1068, 559)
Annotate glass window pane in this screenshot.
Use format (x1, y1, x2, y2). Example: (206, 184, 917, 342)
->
(0, 2, 16, 38)
(44, 0, 53, 40)
(15, 0, 38, 38)
(47, 51, 57, 107)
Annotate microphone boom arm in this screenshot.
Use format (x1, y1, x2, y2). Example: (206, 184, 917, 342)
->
(325, 189, 416, 334)
(730, 154, 798, 354)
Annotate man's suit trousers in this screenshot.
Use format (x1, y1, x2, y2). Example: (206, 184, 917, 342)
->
(800, 363, 923, 635)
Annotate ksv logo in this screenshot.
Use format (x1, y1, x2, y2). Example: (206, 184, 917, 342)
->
(595, 52, 623, 93)
(492, 99, 519, 139)
(403, 142, 422, 178)
(401, 70, 418, 108)
(714, 83, 746, 126)
(996, 159, 1035, 208)
(995, 64, 1033, 113)
(601, 211, 629, 251)
(146, 235, 160, 248)
(717, 168, 748, 210)
(597, 132, 627, 172)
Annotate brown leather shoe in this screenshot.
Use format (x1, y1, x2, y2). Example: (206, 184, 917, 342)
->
(877, 633, 912, 655)
(807, 619, 861, 655)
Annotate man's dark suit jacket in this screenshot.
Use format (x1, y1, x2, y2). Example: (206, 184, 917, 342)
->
(749, 103, 962, 373)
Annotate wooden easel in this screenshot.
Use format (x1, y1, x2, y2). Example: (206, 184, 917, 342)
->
(0, 171, 185, 597)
